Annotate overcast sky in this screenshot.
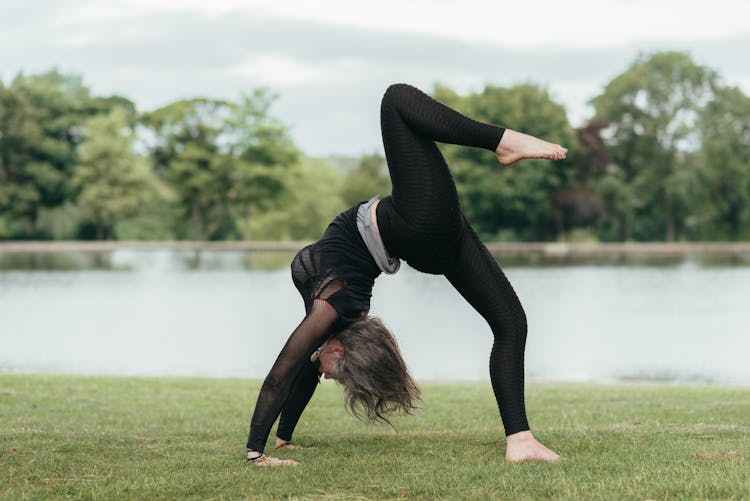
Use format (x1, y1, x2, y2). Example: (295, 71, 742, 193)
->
(2, 0, 749, 156)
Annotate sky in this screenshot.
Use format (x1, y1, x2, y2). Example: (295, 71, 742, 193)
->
(2, 0, 750, 156)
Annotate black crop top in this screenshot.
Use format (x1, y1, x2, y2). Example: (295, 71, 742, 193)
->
(292, 203, 382, 323)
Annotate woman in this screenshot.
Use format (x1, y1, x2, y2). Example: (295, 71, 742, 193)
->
(246, 83, 566, 466)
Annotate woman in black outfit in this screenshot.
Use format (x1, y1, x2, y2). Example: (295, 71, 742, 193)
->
(246, 83, 567, 466)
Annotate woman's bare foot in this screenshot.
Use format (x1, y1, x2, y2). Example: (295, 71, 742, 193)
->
(504, 430, 561, 463)
(495, 129, 567, 166)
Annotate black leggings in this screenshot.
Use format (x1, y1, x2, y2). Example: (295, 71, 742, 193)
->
(377, 83, 530, 435)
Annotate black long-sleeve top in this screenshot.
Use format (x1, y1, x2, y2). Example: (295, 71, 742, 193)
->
(246, 204, 380, 452)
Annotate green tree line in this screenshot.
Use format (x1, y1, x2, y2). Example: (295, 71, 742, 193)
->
(1, 51, 748, 242)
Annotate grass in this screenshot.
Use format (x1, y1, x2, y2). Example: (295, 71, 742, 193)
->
(1, 374, 749, 500)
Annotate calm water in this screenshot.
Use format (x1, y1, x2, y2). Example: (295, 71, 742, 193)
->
(1, 250, 749, 384)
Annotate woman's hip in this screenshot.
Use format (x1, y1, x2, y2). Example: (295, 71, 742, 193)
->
(376, 195, 464, 274)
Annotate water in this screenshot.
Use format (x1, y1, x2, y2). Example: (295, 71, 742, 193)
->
(1, 250, 749, 384)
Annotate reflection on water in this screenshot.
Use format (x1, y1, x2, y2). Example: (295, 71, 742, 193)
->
(3, 249, 750, 271)
(0, 250, 297, 271)
(490, 252, 750, 268)
(1, 250, 749, 384)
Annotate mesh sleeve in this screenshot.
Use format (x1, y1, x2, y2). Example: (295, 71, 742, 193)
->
(246, 299, 339, 452)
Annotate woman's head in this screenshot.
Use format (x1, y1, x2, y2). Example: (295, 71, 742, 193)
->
(311, 337, 344, 377)
(324, 315, 421, 425)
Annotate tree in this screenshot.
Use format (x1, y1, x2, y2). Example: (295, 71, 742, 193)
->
(689, 85, 750, 240)
(222, 90, 299, 240)
(433, 82, 577, 241)
(589, 51, 718, 241)
(339, 152, 391, 207)
(72, 108, 150, 239)
(0, 70, 134, 238)
(141, 90, 299, 241)
(1, 71, 93, 236)
(576, 119, 633, 241)
(141, 98, 230, 240)
(250, 156, 344, 240)
(0, 84, 43, 237)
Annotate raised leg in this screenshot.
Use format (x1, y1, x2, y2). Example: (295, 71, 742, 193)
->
(379, 83, 504, 227)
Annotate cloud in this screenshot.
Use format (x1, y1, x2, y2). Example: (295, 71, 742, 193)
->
(92, 0, 750, 50)
(1, 2, 749, 155)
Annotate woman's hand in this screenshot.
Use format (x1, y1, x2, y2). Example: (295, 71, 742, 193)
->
(247, 451, 300, 467)
(251, 456, 300, 467)
(275, 438, 301, 450)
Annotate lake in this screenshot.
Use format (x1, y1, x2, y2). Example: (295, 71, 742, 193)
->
(1, 250, 748, 384)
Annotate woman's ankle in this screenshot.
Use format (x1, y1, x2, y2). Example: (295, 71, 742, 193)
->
(506, 430, 534, 443)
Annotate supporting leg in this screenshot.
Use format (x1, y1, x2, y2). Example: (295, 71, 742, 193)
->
(443, 218, 560, 462)
(443, 218, 530, 435)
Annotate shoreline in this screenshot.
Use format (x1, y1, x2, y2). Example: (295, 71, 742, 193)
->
(2, 371, 749, 389)
(2, 240, 750, 257)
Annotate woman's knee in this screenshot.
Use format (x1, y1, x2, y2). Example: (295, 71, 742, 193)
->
(382, 83, 412, 109)
(508, 297, 528, 340)
(492, 316, 527, 346)
(489, 297, 528, 343)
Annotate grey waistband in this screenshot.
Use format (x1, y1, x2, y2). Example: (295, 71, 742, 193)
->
(356, 196, 400, 275)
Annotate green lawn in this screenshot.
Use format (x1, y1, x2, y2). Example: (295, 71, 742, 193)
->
(1, 374, 748, 500)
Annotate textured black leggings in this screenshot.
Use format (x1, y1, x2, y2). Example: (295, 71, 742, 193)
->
(378, 83, 530, 435)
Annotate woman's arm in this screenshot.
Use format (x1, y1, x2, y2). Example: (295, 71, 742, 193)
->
(275, 357, 320, 445)
(246, 299, 339, 459)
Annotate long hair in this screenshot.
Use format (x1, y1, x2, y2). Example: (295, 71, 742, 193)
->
(328, 315, 421, 425)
